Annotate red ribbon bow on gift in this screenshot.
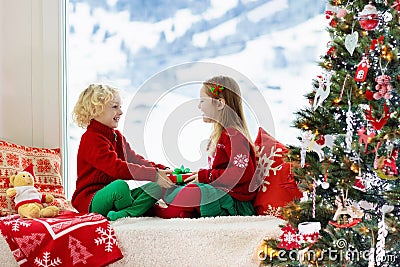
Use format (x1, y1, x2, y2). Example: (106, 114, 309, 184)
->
(172, 165, 191, 184)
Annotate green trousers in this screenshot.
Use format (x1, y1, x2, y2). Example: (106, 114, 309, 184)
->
(90, 180, 162, 221)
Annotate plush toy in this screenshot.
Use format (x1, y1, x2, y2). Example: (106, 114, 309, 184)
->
(373, 74, 392, 100)
(6, 165, 59, 219)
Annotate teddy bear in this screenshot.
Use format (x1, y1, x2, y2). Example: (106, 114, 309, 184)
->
(6, 170, 59, 219)
(373, 74, 392, 100)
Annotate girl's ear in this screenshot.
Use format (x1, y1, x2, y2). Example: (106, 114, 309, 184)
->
(216, 98, 226, 110)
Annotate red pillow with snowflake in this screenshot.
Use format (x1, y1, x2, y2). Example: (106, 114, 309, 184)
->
(0, 140, 73, 216)
(252, 127, 303, 217)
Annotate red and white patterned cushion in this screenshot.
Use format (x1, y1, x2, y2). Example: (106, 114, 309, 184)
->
(0, 140, 72, 216)
(252, 127, 303, 218)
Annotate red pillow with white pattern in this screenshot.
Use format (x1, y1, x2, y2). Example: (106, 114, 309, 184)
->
(252, 128, 302, 217)
(0, 140, 72, 216)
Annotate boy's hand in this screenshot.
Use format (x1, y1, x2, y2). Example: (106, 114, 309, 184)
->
(184, 172, 198, 183)
(156, 169, 174, 188)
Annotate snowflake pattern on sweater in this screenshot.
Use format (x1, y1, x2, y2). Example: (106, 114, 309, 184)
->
(233, 154, 249, 168)
(197, 128, 257, 202)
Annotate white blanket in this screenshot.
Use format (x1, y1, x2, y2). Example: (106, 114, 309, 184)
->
(1, 215, 284, 267)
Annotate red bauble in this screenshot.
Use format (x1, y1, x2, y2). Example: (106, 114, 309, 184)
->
(358, 4, 379, 31)
(315, 135, 325, 146)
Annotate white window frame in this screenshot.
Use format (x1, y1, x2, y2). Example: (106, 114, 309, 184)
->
(61, 0, 70, 198)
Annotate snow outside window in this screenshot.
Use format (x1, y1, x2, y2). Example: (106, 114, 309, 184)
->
(66, 0, 327, 199)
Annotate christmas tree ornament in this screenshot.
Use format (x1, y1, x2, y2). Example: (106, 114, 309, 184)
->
(315, 134, 325, 146)
(280, 161, 300, 191)
(382, 148, 398, 176)
(370, 36, 384, 50)
(336, 74, 350, 104)
(345, 99, 354, 153)
(382, 10, 393, 22)
(353, 176, 366, 191)
(373, 74, 392, 100)
(298, 222, 321, 243)
(313, 71, 332, 110)
(277, 224, 301, 250)
(375, 148, 400, 180)
(329, 18, 338, 28)
(365, 103, 391, 131)
(392, 0, 400, 12)
(325, 3, 340, 19)
(320, 160, 331, 189)
(374, 155, 385, 170)
(358, 3, 379, 31)
(326, 41, 336, 58)
(391, 0, 400, 23)
(353, 168, 367, 192)
(375, 205, 394, 265)
(365, 89, 375, 100)
(358, 200, 376, 211)
(312, 178, 316, 218)
(301, 131, 335, 166)
(345, 31, 358, 56)
(357, 127, 376, 153)
(354, 56, 370, 82)
(337, 8, 348, 18)
(329, 194, 364, 228)
(300, 191, 309, 202)
(321, 181, 330, 189)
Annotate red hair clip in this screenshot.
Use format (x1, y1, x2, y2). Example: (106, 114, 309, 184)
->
(209, 83, 225, 97)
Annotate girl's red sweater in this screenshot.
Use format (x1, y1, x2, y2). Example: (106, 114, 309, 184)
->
(71, 119, 166, 212)
(197, 128, 257, 202)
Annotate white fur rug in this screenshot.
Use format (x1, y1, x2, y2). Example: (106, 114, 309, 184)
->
(0, 215, 284, 267)
(109, 215, 284, 267)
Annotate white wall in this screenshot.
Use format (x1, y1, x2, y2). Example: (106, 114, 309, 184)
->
(0, 0, 63, 148)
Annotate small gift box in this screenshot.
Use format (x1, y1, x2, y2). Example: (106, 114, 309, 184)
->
(168, 165, 192, 185)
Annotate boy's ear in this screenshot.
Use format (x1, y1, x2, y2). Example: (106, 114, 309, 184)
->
(216, 98, 226, 110)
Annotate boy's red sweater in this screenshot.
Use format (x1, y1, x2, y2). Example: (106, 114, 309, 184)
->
(71, 119, 166, 213)
(197, 128, 257, 202)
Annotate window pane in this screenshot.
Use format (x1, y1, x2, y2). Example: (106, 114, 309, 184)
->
(67, 0, 326, 198)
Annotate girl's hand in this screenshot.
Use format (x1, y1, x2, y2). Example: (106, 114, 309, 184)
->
(156, 169, 174, 188)
(184, 172, 198, 183)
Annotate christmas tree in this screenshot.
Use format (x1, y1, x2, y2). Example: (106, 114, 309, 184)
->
(260, 1, 400, 266)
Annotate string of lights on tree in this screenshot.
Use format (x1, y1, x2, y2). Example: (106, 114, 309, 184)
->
(259, 1, 400, 266)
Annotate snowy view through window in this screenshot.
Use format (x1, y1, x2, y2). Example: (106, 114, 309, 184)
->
(67, 0, 328, 198)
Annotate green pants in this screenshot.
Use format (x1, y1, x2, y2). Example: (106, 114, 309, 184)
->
(90, 180, 162, 221)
